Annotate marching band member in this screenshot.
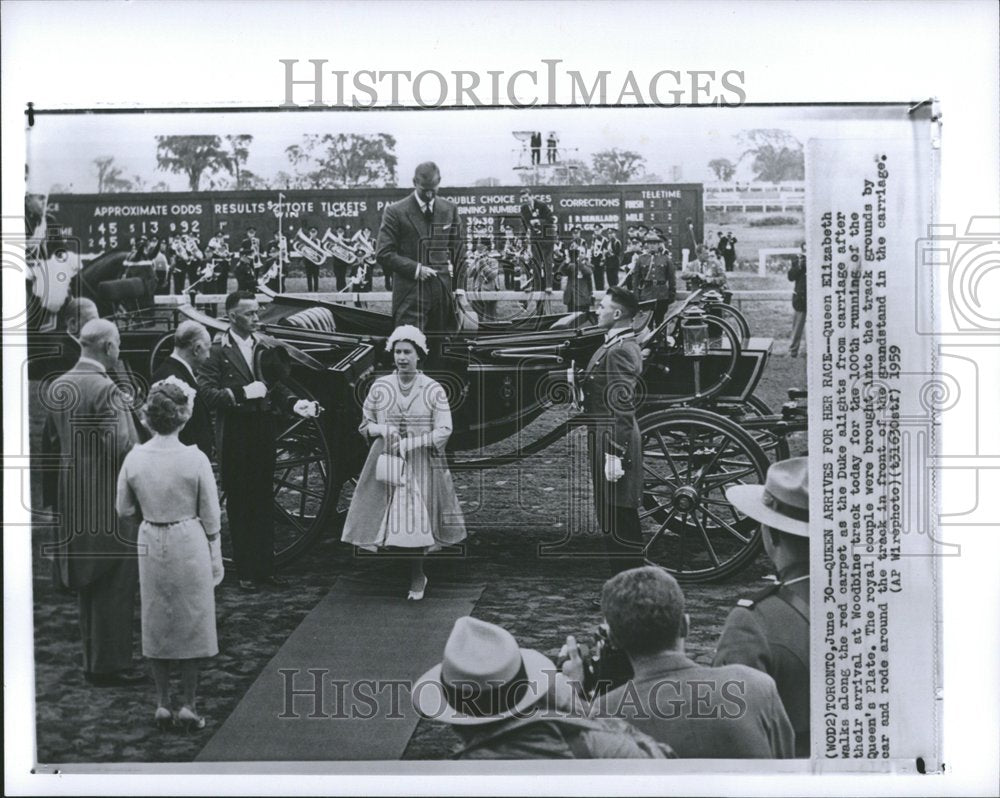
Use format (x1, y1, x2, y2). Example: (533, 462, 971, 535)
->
(263, 234, 287, 293)
(591, 225, 608, 291)
(235, 227, 263, 292)
(205, 230, 232, 294)
(170, 235, 192, 295)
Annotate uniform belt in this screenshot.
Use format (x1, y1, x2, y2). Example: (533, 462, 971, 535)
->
(144, 517, 196, 527)
(655, 281, 668, 285)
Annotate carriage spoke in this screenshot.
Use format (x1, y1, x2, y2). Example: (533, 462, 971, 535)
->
(273, 503, 307, 533)
(274, 456, 325, 470)
(701, 464, 759, 488)
(701, 505, 751, 544)
(639, 500, 671, 521)
(693, 436, 733, 488)
(643, 460, 679, 490)
(693, 514, 721, 567)
(654, 431, 682, 481)
(299, 459, 310, 516)
(273, 478, 326, 501)
(643, 507, 679, 553)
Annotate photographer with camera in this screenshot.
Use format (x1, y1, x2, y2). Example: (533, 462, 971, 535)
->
(561, 566, 795, 758)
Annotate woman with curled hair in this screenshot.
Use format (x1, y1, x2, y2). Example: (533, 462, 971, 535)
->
(342, 325, 466, 600)
(116, 376, 223, 731)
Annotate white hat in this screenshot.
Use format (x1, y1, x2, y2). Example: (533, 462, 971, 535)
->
(411, 617, 554, 726)
(385, 324, 428, 356)
(727, 457, 809, 537)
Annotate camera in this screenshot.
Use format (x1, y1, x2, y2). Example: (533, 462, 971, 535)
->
(561, 623, 634, 698)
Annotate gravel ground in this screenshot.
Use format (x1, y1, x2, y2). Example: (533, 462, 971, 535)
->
(29, 307, 807, 764)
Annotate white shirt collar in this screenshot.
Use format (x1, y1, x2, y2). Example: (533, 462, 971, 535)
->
(414, 193, 434, 213)
(604, 325, 633, 344)
(169, 351, 196, 380)
(77, 356, 107, 373)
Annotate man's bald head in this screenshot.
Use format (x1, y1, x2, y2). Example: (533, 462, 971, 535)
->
(173, 320, 212, 367)
(65, 297, 99, 337)
(79, 318, 121, 369)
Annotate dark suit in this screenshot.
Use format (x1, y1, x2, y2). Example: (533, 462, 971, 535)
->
(198, 331, 298, 580)
(520, 199, 556, 290)
(561, 245, 593, 312)
(376, 194, 466, 333)
(151, 355, 215, 458)
(43, 359, 140, 675)
(592, 652, 795, 758)
(581, 329, 645, 571)
(604, 238, 623, 287)
(714, 571, 810, 757)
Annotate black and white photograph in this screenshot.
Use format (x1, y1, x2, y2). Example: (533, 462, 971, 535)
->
(3, 2, 998, 796)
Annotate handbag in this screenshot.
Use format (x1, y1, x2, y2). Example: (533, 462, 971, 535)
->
(376, 452, 406, 486)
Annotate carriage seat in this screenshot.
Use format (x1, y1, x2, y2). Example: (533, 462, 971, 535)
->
(284, 306, 337, 333)
(549, 311, 586, 330)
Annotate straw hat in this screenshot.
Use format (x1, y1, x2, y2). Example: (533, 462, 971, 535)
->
(726, 457, 810, 537)
(411, 617, 554, 726)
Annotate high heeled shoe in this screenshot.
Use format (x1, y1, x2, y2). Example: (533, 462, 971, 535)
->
(176, 705, 206, 731)
(154, 706, 173, 731)
(407, 575, 428, 601)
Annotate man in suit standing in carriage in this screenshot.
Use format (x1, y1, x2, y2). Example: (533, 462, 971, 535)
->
(376, 162, 467, 335)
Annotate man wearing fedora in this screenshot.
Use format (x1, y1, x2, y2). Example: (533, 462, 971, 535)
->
(714, 457, 811, 757)
(582, 567, 795, 758)
(412, 616, 675, 759)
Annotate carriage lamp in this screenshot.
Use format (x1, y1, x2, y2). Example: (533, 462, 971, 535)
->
(681, 307, 709, 357)
(701, 289, 723, 304)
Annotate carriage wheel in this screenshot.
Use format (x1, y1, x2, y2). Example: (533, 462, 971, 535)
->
(638, 407, 770, 583)
(218, 378, 335, 568)
(148, 332, 175, 376)
(706, 301, 750, 342)
(734, 395, 791, 463)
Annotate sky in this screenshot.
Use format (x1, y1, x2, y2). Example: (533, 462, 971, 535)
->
(24, 105, 886, 195)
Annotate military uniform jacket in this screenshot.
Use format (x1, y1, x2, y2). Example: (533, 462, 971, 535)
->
(713, 576, 810, 757)
(580, 330, 643, 509)
(636, 253, 676, 302)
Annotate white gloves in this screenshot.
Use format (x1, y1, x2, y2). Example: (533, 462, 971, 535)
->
(243, 381, 267, 400)
(368, 423, 398, 439)
(293, 399, 321, 418)
(604, 453, 624, 482)
(209, 536, 224, 586)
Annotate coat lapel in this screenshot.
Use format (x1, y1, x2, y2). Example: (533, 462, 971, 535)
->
(222, 333, 255, 382)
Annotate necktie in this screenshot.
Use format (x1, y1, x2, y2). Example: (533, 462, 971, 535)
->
(423, 204, 434, 231)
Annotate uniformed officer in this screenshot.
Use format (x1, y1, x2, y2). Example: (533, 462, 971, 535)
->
(635, 231, 676, 325)
(578, 286, 646, 577)
(713, 456, 810, 757)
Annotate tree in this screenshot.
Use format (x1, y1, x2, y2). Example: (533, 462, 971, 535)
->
(225, 134, 254, 189)
(591, 148, 647, 184)
(284, 133, 398, 188)
(154, 135, 233, 191)
(735, 129, 805, 183)
(93, 156, 133, 193)
(708, 158, 737, 182)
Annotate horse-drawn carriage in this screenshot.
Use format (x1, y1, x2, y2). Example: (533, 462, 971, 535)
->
(30, 249, 807, 583)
